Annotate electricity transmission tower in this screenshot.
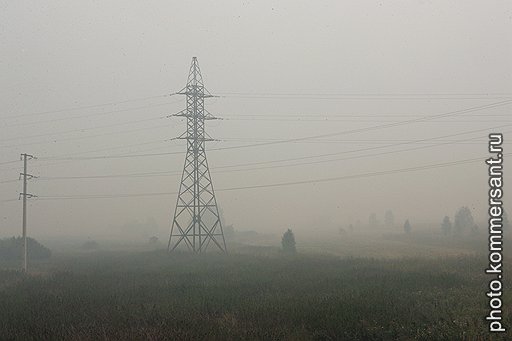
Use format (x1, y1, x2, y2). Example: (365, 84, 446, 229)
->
(167, 57, 227, 253)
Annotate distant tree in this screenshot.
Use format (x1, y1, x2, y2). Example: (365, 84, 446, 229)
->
(454, 207, 474, 234)
(149, 236, 159, 244)
(503, 210, 510, 230)
(403, 219, 411, 234)
(0, 237, 51, 261)
(369, 213, 378, 228)
(338, 227, 346, 234)
(348, 224, 354, 232)
(441, 216, 452, 236)
(281, 229, 296, 254)
(384, 210, 394, 228)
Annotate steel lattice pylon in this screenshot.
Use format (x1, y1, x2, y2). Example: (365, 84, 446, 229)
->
(168, 57, 227, 253)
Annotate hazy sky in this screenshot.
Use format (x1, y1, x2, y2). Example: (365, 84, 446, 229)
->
(1, 1, 511, 240)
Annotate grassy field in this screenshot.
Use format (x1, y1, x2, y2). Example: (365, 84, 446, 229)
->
(0, 237, 510, 340)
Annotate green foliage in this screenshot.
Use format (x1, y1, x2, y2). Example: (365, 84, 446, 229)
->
(0, 237, 51, 261)
(281, 229, 296, 253)
(0, 252, 509, 340)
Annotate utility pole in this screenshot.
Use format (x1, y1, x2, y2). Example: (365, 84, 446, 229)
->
(167, 57, 227, 253)
(19, 153, 36, 272)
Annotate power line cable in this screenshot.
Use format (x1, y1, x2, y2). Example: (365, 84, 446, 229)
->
(35, 100, 512, 162)
(217, 153, 508, 192)
(2, 99, 182, 128)
(221, 137, 501, 145)
(0, 122, 173, 150)
(33, 153, 508, 201)
(1, 94, 171, 121)
(38, 170, 177, 181)
(223, 117, 512, 123)
(0, 160, 20, 166)
(221, 113, 512, 118)
(0, 179, 19, 184)
(213, 100, 512, 150)
(33, 126, 510, 181)
(218, 93, 512, 100)
(213, 132, 508, 174)
(216, 91, 512, 97)
(212, 125, 512, 169)
(0, 198, 19, 203)
(1, 115, 167, 144)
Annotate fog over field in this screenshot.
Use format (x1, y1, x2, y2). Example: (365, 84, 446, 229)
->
(1, 1, 510, 241)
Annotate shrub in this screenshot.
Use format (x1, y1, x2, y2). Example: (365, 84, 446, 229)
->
(281, 229, 296, 253)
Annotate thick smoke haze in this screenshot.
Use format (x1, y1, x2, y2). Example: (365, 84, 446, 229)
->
(1, 1, 511, 241)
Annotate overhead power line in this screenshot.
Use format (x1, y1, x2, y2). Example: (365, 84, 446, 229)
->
(2, 91, 509, 122)
(214, 100, 512, 150)
(0, 199, 19, 203)
(32, 152, 508, 201)
(38, 170, 177, 180)
(0, 179, 19, 184)
(217, 92, 512, 100)
(3, 99, 182, 128)
(216, 91, 512, 97)
(41, 139, 170, 160)
(0, 160, 20, 166)
(37, 149, 184, 161)
(2, 125, 501, 176)
(0, 122, 173, 150)
(217, 153, 509, 192)
(222, 117, 511, 123)
(213, 125, 512, 170)
(1, 94, 171, 121)
(221, 112, 512, 118)
(1, 115, 167, 144)
(221, 138, 503, 145)
(214, 133, 508, 174)
(34, 100, 512, 162)
(32, 126, 510, 181)
(0, 139, 176, 173)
